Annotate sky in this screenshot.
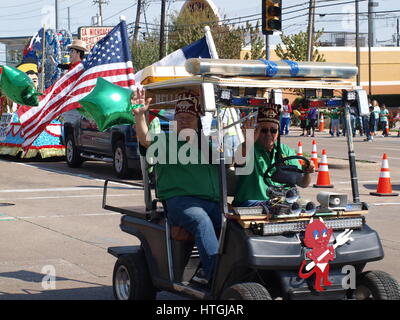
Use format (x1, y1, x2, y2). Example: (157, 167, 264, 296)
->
(0, 0, 399, 45)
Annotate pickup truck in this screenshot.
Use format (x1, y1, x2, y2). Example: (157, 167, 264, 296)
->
(60, 110, 141, 178)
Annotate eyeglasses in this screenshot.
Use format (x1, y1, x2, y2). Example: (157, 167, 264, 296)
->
(260, 127, 278, 134)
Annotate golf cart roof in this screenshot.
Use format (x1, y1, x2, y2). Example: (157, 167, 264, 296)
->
(143, 74, 355, 90)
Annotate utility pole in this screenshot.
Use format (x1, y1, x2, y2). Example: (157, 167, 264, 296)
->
(93, 0, 109, 26)
(355, 0, 360, 86)
(306, 0, 316, 61)
(265, 35, 270, 60)
(368, 0, 378, 96)
(55, 0, 59, 31)
(159, 0, 167, 59)
(133, 0, 143, 46)
(67, 7, 71, 32)
(397, 18, 399, 46)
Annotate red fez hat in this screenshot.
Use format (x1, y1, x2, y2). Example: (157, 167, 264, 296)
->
(175, 91, 200, 116)
(257, 103, 281, 125)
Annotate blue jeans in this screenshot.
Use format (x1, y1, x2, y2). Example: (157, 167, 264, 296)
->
(165, 196, 221, 280)
(280, 117, 290, 135)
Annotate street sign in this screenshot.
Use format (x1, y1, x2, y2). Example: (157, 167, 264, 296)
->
(78, 26, 114, 50)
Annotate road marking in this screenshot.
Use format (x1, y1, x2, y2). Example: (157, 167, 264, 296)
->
(0, 186, 141, 193)
(338, 180, 400, 184)
(0, 213, 17, 221)
(0, 194, 134, 201)
(371, 202, 400, 206)
(17, 212, 121, 219)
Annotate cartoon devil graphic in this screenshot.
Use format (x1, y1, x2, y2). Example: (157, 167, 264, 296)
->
(298, 217, 354, 292)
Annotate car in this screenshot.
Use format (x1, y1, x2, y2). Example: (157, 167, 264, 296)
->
(60, 109, 174, 179)
(60, 109, 141, 178)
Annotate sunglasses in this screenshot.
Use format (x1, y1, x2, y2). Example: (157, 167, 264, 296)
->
(260, 127, 278, 134)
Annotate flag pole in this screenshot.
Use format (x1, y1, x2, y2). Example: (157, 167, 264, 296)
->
(204, 26, 218, 59)
(41, 26, 46, 91)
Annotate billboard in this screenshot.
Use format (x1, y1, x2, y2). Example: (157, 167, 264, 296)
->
(78, 26, 114, 50)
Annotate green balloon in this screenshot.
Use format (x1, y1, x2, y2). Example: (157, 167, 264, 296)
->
(78, 77, 136, 132)
(0, 65, 40, 106)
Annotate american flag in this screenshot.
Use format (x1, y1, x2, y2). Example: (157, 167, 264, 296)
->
(18, 20, 135, 149)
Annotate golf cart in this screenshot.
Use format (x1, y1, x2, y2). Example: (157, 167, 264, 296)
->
(103, 59, 400, 300)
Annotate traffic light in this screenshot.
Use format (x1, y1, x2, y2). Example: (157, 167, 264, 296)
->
(262, 0, 282, 35)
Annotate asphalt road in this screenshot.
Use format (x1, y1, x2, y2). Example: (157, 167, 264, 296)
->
(0, 128, 399, 300)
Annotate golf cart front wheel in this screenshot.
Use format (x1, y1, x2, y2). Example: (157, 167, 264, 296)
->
(220, 282, 272, 300)
(355, 270, 400, 300)
(112, 253, 156, 300)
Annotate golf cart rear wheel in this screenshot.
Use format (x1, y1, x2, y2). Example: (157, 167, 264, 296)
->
(221, 282, 272, 300)
(355, 270, 400, 300)
(112, 253, 156, 300)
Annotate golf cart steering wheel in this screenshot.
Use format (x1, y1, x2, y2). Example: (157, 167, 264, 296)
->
(263, 155, 310, 187)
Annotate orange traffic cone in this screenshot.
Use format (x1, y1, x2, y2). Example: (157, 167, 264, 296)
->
(311, 140, 319, 171)
(297, 141, 304, 165)
(319, 113, 325, 132)
(313, 149, 334, 188)
(370, 153, 398, 196)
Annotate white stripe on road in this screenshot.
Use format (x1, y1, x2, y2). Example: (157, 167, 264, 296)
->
(338, 180, 400, 184)
(0, 186, 140, 193)
(0, 194, 134, 201)
(18, 212, 121, 219)
(371, 202, 400, 206)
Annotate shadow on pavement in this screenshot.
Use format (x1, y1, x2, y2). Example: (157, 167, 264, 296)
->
(0, 286, 112, 300)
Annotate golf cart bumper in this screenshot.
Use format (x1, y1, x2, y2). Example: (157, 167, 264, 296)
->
(247, 224, 384, 269)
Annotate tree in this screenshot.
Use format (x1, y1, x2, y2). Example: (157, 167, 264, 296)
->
(168, 7, 243, 59)
(275, 30, 325, 62)
(131, 31, 160, 72)
(243, 21, 265, 60)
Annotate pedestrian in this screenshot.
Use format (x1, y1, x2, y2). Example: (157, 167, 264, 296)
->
(330, 106, 341, 137)
(54, 39, 89, 71)
(299, 103, 309, 136)
(367, 106, 376, 142)
(222, 107, 241, 164)
(280, 98, 292, 136)
(307, 105, 318, 137)
(371, 100, 380, 136)
(379, 104, 389, 137)
(394, 107, 400, 137)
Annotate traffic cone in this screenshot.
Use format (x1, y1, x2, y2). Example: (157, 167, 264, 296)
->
(311, 140, 319, 171)
(297, 141, 304, 165)
(370, 154, 398, 196)
(313, 149, 334, 188)
(319, 113, 325, 132)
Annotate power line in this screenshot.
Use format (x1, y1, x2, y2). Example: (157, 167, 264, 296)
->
(0, 1, 42, 9)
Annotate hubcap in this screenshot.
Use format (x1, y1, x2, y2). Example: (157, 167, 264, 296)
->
(355, 285, 372, 300)
(115, 265, 131, 300)
(114, 147, 123, 173)
(66, 140, 74, 162)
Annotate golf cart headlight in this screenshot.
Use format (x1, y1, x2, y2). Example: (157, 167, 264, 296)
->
(262, 217, 364, 235)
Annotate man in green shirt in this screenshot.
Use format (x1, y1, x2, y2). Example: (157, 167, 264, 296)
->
(234, 104, 315, 207)
(132, 88, 220, 285)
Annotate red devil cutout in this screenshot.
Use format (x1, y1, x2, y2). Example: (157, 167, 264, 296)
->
(298, 217, 354, 291)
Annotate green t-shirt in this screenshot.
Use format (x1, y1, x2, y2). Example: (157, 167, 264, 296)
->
(233, 141, 301, 205)
(140, 133, 220, 202)
(380, 109, 389, 122)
